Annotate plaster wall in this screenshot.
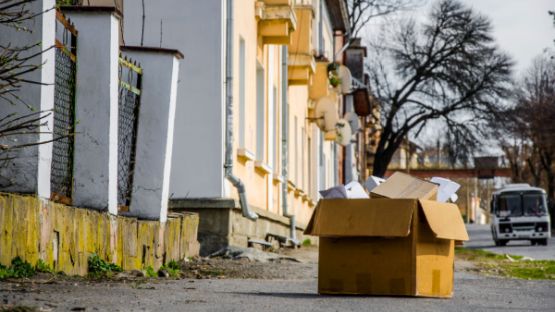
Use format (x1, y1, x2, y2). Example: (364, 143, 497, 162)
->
(122, 50, 180, 222)
(123, 0, 225, 198)
(66, 11, 119, 214)
(0, 0, 55, 198)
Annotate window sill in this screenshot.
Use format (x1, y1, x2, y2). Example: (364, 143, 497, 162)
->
(272, 173, 284, 184)
(287, 180, 296, 191)
(237, 147, 255, 162)
(254, 161, 272, 175)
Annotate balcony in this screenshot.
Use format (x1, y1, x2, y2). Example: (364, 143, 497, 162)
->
(256, 0, 297, 45)
(309, 61, 330, 100)
(287, 5, 315, 85)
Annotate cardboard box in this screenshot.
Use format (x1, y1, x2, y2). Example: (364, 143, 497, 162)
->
(305, 198, 469, 298)
(371, 172, 438, 200)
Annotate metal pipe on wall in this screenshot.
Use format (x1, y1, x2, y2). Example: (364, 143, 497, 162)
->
(224, 0, 257, 220)
(281, 45, 299, 246)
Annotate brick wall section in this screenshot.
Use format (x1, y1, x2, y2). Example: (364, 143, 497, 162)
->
(0, 193, 199, 275)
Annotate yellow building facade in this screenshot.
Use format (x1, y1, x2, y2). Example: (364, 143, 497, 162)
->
(121, 0, 352, 255)
(232, 0, 341, 229)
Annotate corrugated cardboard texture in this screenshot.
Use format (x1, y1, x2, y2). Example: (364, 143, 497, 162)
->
(319, 237, 416, 296)
(308, 197, 468, 298)
(371, 172, 438, 200)
(419, 200, 469, 241)
(304, 199, 415, 237)
(416, 209, 455, 298)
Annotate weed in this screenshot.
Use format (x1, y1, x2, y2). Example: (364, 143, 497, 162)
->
(0, 263, 10, 279)
(456, 247, 555, 280)
(35, 259, 52, 273)
(159, 260, 181, 278)
(87, 253, 122, 278)
(144, 266, 157, 278)
(302, 238, 312, 247)
(0, 257, 36, 280)
(167, 260, 180, 270)
(0, 305, 39, 312)
(10, 257, 35, 278)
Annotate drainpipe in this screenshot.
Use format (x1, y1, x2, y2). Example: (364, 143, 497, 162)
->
(224, 0, 258, 220)
(281, 45, 299, 246)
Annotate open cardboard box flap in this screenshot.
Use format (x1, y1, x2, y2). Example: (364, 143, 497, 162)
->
(305, 198, 469, 241)
(419, 199, 469, 241)
(304, 199, 415, 237)
(371, 172, 438, 200)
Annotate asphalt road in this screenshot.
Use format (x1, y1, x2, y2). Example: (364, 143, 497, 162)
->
(2, 272, 554, 312)
(465, 224, 555, 260)
(3, 225, 555, 312)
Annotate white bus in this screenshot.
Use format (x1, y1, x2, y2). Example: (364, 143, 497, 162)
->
(490, 184, 551, 246)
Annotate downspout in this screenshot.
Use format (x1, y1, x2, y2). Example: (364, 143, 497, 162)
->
(224, 0, 258, 220)
(281, 45, 299, 246)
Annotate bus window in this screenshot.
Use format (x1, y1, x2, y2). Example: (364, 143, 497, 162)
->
(523, 193, 547, 216)
(498, 194, 522, 217)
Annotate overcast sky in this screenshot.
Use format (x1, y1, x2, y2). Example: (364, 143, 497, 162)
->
(461, 0, 554, 75)
(361, 0, 554, 152)
(364, 0, 554, 76)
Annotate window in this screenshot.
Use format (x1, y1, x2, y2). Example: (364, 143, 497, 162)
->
(523, 193, 547, 216)
(294, 116, 298, 184)
(239, 38, 246, 147)
(498, 194, 522, 217)
(319, 132, 325, 190)
(302, 127, 305, 190)
(308, 136, 312, 197)
(273, 86, 278, 169)
(496, 192, 548, 217)
(256, 63, 265, 160)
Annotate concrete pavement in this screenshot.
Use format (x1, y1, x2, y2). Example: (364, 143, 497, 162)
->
(2, 271, 554, 311)
(2, 224, 555, 311)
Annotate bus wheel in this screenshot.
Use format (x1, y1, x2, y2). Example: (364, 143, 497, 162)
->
(495, 240, 507, 246)
(538, 239, 548, 246)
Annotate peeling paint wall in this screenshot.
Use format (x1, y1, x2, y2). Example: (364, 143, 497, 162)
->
(0, 193, 199, 275)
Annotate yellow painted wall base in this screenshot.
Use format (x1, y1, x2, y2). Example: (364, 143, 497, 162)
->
(0, 193, 199, 275)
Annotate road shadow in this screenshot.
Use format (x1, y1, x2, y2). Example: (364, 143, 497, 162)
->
(228, 291, 319, 299)
(227, 291, 427, 300)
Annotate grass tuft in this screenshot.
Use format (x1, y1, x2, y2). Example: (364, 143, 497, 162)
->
(456, 247, 555, 280)
(87, 253, 122, 278)
(159, 260, 181, 278)
(0, 257, 36, 280)
(35, 259, 52, 273)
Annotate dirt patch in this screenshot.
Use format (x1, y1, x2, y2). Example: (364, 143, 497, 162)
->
(181, 246, 318, 279)
(181, 257, 316, 280)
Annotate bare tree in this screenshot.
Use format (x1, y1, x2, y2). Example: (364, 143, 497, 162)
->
(1, 0, 45, 106)
(511, 54, 555, 202)
(366, 0, 513, 177)
(550, 10, 555, 44)
(347, 0, 418, 39)
(0, 0, 58, 186)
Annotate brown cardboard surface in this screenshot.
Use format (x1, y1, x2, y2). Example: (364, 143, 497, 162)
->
(319, 237, 416, 296)
(371, 172, 438, 200)
(415, 209, 455, 298)
(419, 200, 469, 241)
(308, 196, 468, 298)
(304, 199, 415, 237)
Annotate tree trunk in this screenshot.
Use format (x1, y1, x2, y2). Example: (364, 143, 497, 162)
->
(526, 157, 542, 186)
(372, 140, 403, 178)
